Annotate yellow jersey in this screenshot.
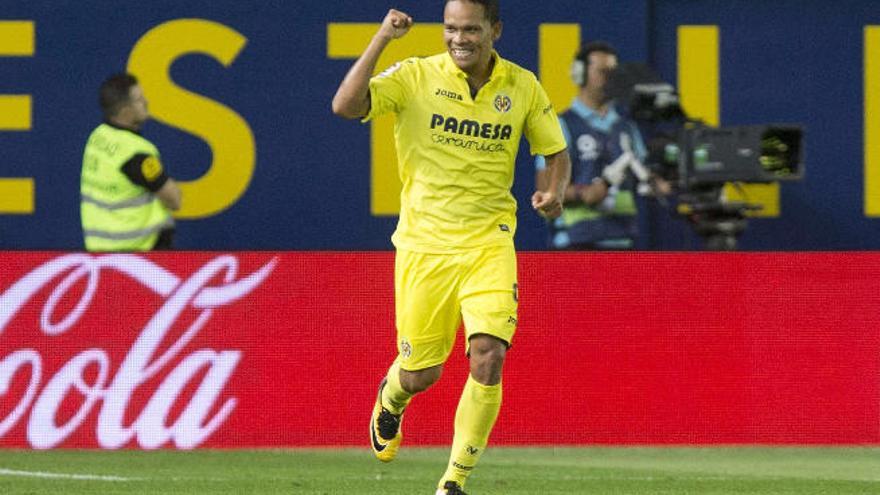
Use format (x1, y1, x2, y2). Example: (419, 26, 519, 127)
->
(365, 51, 566, 253)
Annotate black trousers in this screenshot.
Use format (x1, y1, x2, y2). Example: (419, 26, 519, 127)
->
(152, 228, 175, 250)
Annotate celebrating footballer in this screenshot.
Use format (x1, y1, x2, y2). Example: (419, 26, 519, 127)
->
(332, 1, 571, 493)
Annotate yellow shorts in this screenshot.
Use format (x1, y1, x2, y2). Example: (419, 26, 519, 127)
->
(394, 244, 518, 371)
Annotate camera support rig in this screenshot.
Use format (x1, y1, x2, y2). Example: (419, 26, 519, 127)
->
(677, 185, 762, 251)
(672, 124, 803, 250)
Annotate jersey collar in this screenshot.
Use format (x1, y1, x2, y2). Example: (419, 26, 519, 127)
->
(441, 50, 508, 82)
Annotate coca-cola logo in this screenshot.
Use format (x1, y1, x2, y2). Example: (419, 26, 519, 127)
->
(0, 254, 277, 450)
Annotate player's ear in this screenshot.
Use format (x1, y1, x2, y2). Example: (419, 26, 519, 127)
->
(492, 21, 502, 42)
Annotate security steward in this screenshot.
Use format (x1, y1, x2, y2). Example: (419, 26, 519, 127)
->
(81, 73, 182, 251)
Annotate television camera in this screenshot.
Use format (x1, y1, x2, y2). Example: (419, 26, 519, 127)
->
(603, 63, 804, 250)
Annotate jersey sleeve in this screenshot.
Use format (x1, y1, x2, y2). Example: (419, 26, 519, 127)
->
(120, 153, 169, 192)
(363, 58, 417, 122)
(524, 77, 568, 157)
(535, 116, 572, 171)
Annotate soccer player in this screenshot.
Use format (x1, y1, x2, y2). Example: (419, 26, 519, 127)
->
(332, 1, 570, 493)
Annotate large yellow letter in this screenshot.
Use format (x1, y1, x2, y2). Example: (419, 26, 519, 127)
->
(865, 26, 880, 216)
(678, 25, 779, 217)
(0, 21, 35, 214)
(327, 24, 444, 216)
(128, 19, 255, 218)
(538, 24, 580, 113)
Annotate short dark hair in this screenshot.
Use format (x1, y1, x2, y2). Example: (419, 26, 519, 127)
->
(99, 73, 138, 118)
(575, 41, 618, 66)
(572, 41, 618, 86)
(445, 0, 500, 24)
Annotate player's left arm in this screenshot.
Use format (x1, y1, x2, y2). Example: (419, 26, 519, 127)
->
(531, 149, 570, 219)
(525, 76, 570, 219)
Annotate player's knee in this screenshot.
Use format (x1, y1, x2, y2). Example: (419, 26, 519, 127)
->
(400, 365, 442, 393)
(468, 335, 507, 385)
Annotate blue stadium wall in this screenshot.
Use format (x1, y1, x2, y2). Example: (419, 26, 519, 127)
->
(1, 0, 879, 250)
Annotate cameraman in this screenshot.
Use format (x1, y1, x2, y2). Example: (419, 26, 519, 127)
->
(535, 41, 665, 250)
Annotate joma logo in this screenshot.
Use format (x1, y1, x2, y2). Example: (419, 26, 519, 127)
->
(435, 88, 463, 101)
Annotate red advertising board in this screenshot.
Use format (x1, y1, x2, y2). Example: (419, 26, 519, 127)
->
(0, 252, 878, 449)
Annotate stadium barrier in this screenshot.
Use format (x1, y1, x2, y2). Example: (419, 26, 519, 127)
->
(0, 252, 877, 449)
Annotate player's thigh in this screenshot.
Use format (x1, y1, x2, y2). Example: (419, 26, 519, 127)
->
(459, 245, 518, 349)
(395, 249, 461, 371)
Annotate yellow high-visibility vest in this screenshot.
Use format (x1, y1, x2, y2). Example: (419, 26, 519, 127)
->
(80, 123, 172, 251)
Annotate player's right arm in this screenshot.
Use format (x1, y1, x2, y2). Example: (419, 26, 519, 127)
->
(331, 9, 413, 119)
(532, 149, 571, 220)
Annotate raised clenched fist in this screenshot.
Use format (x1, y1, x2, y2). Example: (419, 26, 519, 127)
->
(378, 9, 413, 41)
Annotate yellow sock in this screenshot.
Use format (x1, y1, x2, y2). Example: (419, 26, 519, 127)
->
(381, 361, 412, 415)
(439, 375, 502, 489)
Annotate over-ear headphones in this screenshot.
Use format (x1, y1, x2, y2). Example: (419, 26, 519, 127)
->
(570, 56, 587, 87)
(570, 41, 618, 87)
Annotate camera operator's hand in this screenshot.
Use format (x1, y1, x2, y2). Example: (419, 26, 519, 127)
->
(572, 179, 609, 206)
(651, 175, 673, 196)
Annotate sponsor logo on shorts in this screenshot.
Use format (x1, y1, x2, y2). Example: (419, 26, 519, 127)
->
(499, 224, 510, 233)
(507, 316, 517, 326)
(400, 338, 412, 359)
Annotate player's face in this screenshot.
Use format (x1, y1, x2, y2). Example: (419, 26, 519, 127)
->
(443, 0, 501, 75)
(126, 84, 150, 128)
(586, 52, 618, 99)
